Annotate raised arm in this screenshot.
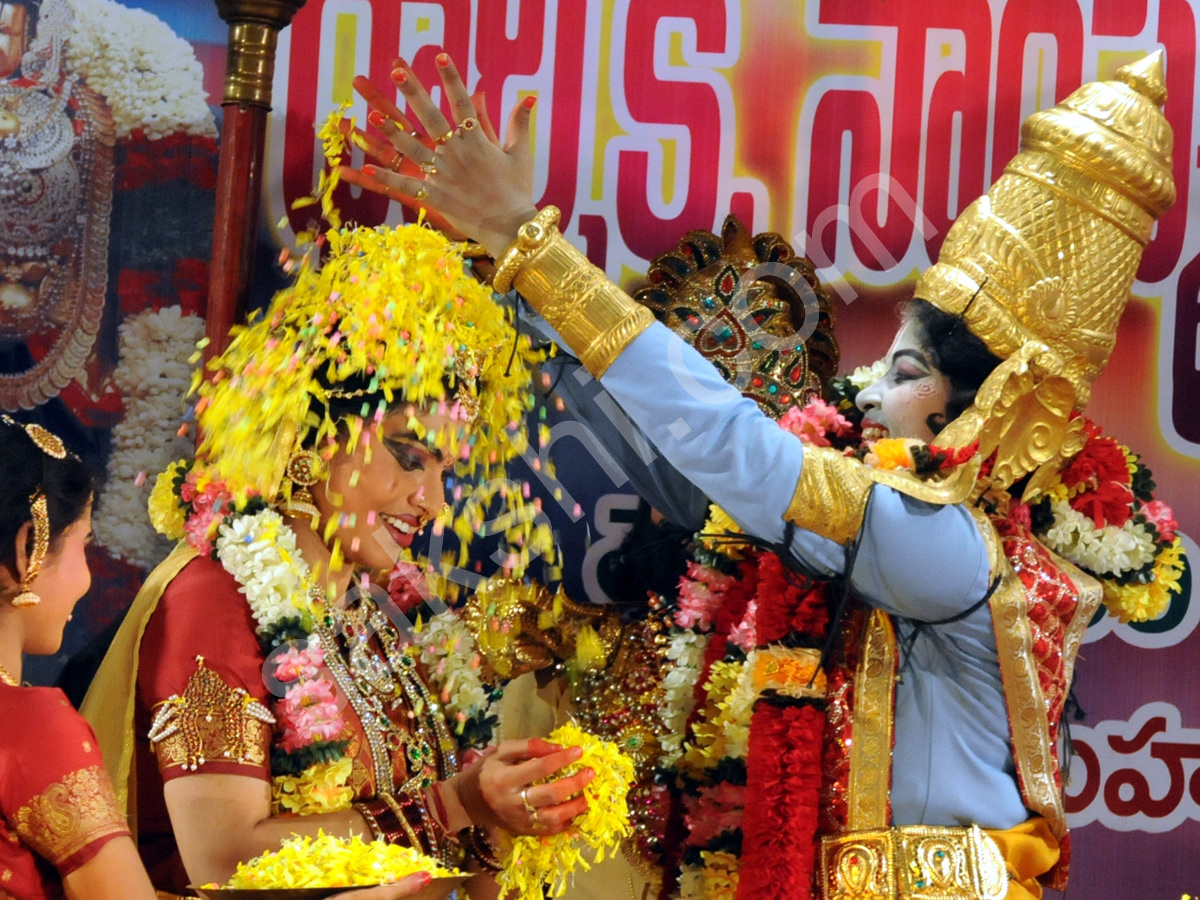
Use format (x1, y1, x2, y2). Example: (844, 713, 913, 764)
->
(347, 57, 990, 621)
(518, 298, 710, 529)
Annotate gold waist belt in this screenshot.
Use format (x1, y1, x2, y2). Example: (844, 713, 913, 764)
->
(818, 824, 1010, 900)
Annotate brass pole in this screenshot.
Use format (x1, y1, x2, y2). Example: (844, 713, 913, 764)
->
(206, 0, 307, 357)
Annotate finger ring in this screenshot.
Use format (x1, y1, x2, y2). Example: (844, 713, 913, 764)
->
(434, 127, 457, 144)
(419, 161, 438, 175)
(415, 185, 430, 202)
(460, 117, 478, 132)
(520, 787, 537, 817)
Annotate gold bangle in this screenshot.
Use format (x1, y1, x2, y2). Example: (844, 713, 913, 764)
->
(492, 206, 561, 294)
(511, 230, 655, 377)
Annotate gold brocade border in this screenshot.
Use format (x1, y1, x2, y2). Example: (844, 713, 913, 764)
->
(1047, 553, 1103, 717)
(971, 513, 1066, 838)
(12, 765, 128, 866)
(846, 609, 897, 831)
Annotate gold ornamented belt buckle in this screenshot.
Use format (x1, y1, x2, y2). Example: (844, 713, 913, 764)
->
(818, 824, 1009, 900)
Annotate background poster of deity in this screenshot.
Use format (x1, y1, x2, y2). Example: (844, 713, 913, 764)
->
(5, 2, 1198, 897)
(1, 0, 220, 682)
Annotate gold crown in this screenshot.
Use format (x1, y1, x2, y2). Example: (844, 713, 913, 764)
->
(632, 215, 838, 419)
(922, 52, 1175, 496)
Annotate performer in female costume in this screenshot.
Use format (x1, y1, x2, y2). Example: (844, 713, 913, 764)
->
(81, 224, 593, 898)
(347, 51, 1180, 899)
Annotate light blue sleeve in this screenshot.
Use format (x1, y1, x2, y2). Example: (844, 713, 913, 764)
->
(599, 323, 992, 622)
(517, 298, 710, 529)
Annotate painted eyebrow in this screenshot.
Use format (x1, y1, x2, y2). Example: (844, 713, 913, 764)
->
(384, 432, 446, 463)
(891, 348, 931, 368)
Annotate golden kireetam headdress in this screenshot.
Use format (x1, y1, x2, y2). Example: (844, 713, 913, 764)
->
(922, 51, 1175, 497)
(192, 223, 540, 503)
(632, 215, 838, 419)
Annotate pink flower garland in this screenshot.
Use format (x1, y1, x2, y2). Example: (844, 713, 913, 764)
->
(272, 644, 348, 752)
(777, 399, 853, 447)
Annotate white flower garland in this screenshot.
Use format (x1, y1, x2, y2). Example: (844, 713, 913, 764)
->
(216, 509, 318, 631)
(721, 652, 759, 761)
(411, 611, 500, 732)
(659, 629, 710, 767)
(93, 306, 204, 570)
(1042, 500, 1158, 577)
(64, 0, 217, 140)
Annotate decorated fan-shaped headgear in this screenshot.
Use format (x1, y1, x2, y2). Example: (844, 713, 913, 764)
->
(192, 223, 540, 504)
(633, 215, 838, 419)
(925, 52, 1175, 496)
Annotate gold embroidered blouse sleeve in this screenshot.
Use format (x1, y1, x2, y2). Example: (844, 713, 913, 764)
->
(147, 656, 274, 777)
(12, 764, 128, 869)
(496, 207, 655, 378)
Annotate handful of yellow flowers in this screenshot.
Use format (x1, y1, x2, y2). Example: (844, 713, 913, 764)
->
(498, 722, 637, 900)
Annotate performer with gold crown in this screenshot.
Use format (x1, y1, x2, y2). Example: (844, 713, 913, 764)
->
(80, 222, 601, 898)
(348, 50, 1182, 900)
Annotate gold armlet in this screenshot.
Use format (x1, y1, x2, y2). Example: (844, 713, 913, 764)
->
(784, 446, 874, 545)
(785, 447, 983, 546)
(499, 207, 655, 377)
(146, 656, 274, 773)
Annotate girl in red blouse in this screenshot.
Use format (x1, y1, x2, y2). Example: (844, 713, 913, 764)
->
(0, 417, 428, 900)
(0, 414, 149, 900)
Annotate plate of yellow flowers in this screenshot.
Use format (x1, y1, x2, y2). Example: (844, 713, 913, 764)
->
(192, 832, 470, 900)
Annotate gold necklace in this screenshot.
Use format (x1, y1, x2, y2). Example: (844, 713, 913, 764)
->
(0, 660, 20, 687)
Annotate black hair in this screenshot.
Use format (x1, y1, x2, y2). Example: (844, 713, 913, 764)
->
(304, 368, 462, 447)
(905, 297, 1003, 434)
(0, 420, 95, 576)
(601, 500, 694, 616)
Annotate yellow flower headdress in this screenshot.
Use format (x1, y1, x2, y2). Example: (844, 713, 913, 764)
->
(192, 222, 541, 505)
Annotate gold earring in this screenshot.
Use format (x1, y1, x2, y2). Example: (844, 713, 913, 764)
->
(12, 491, 48, 608)
(283, 450, 323, 525)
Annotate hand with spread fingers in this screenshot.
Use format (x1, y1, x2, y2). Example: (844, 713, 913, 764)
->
(344, 53, 539, 258)
(451, 738, 594, 837)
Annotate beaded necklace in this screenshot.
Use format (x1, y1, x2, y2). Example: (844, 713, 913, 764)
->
(315, 593, 459, 796)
